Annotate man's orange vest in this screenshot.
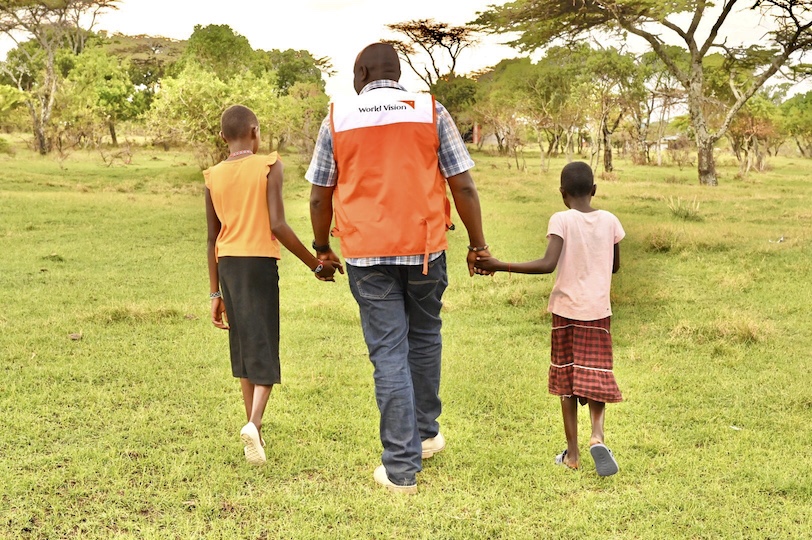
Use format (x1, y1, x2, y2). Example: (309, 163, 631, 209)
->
(329, 88, 452, 273)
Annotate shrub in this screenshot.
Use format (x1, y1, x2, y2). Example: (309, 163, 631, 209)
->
(667, 196, 702, 221)
(0, 137, 14, 155)
(645, 227, 682, 252)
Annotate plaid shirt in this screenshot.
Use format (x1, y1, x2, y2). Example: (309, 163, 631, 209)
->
(305, 80, 475, 267)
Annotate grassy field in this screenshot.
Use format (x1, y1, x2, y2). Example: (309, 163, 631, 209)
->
(1, 143, 810, 539)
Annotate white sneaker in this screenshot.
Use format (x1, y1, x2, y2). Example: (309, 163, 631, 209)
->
(373, 465, 417, 494)
(421, 432, 446, 459)
(240, 422, 266, 466)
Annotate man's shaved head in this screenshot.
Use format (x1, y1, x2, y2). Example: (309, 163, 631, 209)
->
(353, 43, 401, 94)
(220, 105, 258, 142)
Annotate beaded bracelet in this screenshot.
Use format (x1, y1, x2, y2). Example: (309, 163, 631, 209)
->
(467, 244, 489, 252)
(210, 291, 222, 299)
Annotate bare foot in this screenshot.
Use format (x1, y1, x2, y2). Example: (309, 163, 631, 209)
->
(589, 437, 603, 447)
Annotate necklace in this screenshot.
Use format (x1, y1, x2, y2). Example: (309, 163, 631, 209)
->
(228, 150, 253, 158)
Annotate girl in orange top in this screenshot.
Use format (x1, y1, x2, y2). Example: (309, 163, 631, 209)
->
(204, 105, 343, 466)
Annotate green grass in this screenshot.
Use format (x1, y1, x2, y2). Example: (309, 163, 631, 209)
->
(1, 146, 811, 539)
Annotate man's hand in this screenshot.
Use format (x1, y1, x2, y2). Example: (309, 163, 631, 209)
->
(315, 257, 344, 282)
(314, 249, 344, 282)
(468, 248, 492, 276)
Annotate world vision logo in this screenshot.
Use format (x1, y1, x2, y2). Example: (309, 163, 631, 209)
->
(357, 101, 415, 113)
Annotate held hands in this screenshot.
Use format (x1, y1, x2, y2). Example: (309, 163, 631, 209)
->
(467, 248, 493, 276)
(314, 249, 344, 282)
(211, 297, 229, 330)
(474, 254, 501, 275)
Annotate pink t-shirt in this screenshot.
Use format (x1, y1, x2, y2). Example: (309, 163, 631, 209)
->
(547, 209, 625, 321)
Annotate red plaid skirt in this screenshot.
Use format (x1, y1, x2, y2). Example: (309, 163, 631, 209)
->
(548, 314, 622, 403)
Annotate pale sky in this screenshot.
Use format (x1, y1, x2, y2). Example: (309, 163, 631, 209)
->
(70, 0, 519, 99)
(1, 0, 809, 98)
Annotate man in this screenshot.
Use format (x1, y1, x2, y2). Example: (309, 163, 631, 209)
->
(306, 42, 490, 494)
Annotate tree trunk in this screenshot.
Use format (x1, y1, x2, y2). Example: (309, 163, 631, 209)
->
(108, 120, 118, 147)
(686, 59, 720, 186)
(33, 121, 49, 155)
(656, 101, 667, 167)
(697, 138, 717, 186)
(602, 124, 613, 173)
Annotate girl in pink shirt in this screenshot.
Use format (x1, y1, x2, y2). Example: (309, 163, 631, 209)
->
(474, 162, 624, 476)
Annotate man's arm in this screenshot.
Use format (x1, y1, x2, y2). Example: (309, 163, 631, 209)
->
(446, 170, 489, 276)
(305, 117, 343, 269)
(309, 184, 343, 267)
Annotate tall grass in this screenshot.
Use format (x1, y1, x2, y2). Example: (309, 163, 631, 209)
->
(667, 196, 702, 221)
(1, 146, 811, 539)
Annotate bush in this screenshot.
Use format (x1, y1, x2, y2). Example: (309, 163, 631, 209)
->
(645, 227, 682, 252)
(667, 196, 702, 221)
(0, 137, 14, 155)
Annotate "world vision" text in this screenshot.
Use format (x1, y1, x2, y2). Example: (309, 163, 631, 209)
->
(358, 104, 408, 113)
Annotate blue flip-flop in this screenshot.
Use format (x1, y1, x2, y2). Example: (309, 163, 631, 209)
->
(590, 443, 619, 476)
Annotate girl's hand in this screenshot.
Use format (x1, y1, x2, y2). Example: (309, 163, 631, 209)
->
(211, 297, 229, 330)
(474, 255, 501, 274)
(315, 259, 344, 282)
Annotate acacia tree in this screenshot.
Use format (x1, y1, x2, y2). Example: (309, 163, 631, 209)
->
(472, 58, 527, 157)
(636, 48, 686, 166)
(521, 47, 594, 162)
(254, 48, 332, 95)
(582, 46, 645, 172)
(493, 57, 559, 168)
(727, 92, 784, 174)
(385, 19, 478, 90)
(476, 0, 812, 185)
(62, 43, 136, 146)
(104, 33, 185, 109)
(0, 0, 119, 154)
(179, 24, 254, 81)
(782, 90, 812, 155)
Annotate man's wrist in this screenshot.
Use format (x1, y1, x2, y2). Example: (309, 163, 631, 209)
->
(210, 291, 222, 299)
(312, 240, 331, 253)
(467, 244, 489, 252)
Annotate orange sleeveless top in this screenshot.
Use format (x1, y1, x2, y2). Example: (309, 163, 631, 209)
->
(204, 153, 282, 260)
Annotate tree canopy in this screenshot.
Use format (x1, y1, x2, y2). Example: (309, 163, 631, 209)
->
(476, 0, 812, 185)
(0, 0, 120, 153)
(385, 19, 478, 89)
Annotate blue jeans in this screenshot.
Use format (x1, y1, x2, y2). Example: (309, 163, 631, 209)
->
(347, 254, 448, 485)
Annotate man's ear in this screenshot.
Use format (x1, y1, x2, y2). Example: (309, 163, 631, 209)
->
(591, 184, 597, 196)
(219, 131, 227, 143)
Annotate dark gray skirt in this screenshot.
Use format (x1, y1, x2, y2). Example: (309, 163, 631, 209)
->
(218, 256, 280, 385)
